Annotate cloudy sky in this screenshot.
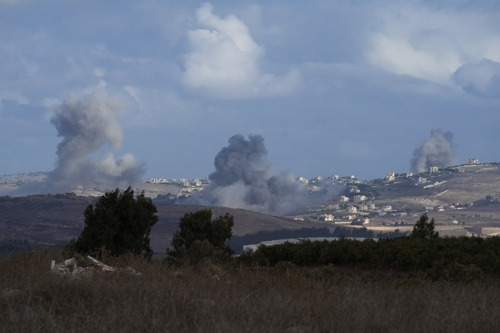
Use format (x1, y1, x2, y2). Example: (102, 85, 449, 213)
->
(1, 0, 499, 181)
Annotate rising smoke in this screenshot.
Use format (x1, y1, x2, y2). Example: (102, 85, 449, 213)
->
(410, 129, 456, 173)
(16, 88, 145, 194)
(189, 134, 335, 216)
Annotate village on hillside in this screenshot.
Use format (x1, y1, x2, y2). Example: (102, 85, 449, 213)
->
(2, 159, 500, 240)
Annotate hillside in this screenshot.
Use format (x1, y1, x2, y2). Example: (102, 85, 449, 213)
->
(2, 162, 500, 252)
(0, 195, 331, 253)
(333, 163, 500, 237)
(370, 163, 500, 210)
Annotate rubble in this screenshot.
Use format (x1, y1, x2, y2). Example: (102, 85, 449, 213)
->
(50, 255, 141, 278)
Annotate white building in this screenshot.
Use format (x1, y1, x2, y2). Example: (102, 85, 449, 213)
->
(297, 177, 309, 185)
(347, 205, 357, 213)
(381, 205, 392, 212)
(417, 177, 427, 184)
(319, 214, 335, 222)
(353, 195, 367, 202)
(385, 172, 396, 181)
(340, 195, 349, 202)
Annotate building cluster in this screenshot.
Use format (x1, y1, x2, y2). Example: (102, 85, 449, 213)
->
(314, 183, 392, 225)
(147, 178, 207, 187)
(145, 158, 493, 223)
(305, 158, 487, 226)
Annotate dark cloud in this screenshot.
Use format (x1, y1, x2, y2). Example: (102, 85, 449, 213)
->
(188, 134, 337, 215)
(210, 134, 269, 187)
(410, 129, 456, 173)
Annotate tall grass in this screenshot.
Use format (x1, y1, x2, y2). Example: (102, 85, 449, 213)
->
(1, 251, 499, 332)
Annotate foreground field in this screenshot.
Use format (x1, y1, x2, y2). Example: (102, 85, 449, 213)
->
(1, 252, 500, 332)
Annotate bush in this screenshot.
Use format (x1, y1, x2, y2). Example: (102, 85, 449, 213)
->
(71, 187, 158, 259)
(169, 209, 234, 264)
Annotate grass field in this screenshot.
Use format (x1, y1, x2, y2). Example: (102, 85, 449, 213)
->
(2, 251, 500, 332)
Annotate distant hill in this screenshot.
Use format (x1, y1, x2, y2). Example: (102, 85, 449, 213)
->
(369, 163, 500, 210)
(335, 163, 500, 237)
(0, 194, 332, 254)
(2, 162, 500, 253)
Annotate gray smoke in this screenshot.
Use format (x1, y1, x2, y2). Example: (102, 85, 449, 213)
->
(410, 129, 456, 173)
(17, 88, 145, 194)
(191, 134, 324, 215)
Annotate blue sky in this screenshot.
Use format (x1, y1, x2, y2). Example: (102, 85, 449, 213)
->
(1, 0, 499, 181)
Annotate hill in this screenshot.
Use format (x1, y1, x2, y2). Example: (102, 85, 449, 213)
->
(320, 162, 500, 238)
(0, 194, 331, 254)
(2, 162, 500, 252)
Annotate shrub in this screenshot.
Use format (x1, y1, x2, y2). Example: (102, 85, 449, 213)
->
(169, 209, 234, 264)
(71, 187, 158, 259)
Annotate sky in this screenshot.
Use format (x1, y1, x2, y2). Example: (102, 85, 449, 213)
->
(1, 0, 499, 183)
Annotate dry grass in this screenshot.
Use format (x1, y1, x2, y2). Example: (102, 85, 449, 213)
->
(1, 251, 500, 332)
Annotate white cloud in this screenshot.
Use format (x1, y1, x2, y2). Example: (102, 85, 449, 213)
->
(366, 2, 500, 87)
(182, 3, 299, 99)
(0, 90, 29, 108)
(453, 59, 500, 98)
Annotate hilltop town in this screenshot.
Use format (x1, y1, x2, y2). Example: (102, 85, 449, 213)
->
(139, 159, 500, 238)
(2, 159, 500, 241)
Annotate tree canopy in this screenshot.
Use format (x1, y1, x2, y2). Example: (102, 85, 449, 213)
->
(170, 209, 234, 263)
(411, 213, 439, 239)
(73, 187, 158, 258)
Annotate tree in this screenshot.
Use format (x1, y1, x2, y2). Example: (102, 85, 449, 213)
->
(169, 209, 234, 262)
(411, 213, 439, 239)
(73, 187, 158, 258)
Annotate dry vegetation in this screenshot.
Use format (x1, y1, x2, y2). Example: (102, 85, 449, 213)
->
(2, 251, 500, 332)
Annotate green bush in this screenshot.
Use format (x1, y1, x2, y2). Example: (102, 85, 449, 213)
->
(245, 235, 500, 281)
(71, 187, 158, 259)
(169, 209, 234, 264)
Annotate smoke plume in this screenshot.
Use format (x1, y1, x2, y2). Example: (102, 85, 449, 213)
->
(410, 129, 456, 173)
(17, 88, 145, 194)
(189, 134, 321, 215)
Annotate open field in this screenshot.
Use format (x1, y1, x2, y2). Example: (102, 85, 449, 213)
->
(2, 251, 500, 332)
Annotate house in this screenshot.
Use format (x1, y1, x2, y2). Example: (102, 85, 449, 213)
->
(358, 203, 369, 211)
(353, 195, 367, 202)
(429, 166, 439, 173)
(417, 177, 427, 184)
(466, 158, 479, 165)
(347, 206, 357, 213)
(297, 177, 309, 185)
(381, 205, 392, 212)
(385, 172, 396, 181)
(319, 214, 335, 222)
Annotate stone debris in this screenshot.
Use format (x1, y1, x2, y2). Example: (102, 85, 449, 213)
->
(50, 254, 141, 278)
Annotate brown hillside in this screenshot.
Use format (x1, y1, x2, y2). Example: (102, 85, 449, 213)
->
(0, 195, 328, 253)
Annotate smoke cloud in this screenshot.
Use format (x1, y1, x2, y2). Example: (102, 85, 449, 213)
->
(188, 134, 329, 216)
(15, 88, 145, 195)
(410, 129, 456, 173)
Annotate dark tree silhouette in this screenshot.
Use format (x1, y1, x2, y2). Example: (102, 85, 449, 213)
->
(170, 209, 234, 263)
(73, 187, 158, 258)
(411, 213, 439, 239)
